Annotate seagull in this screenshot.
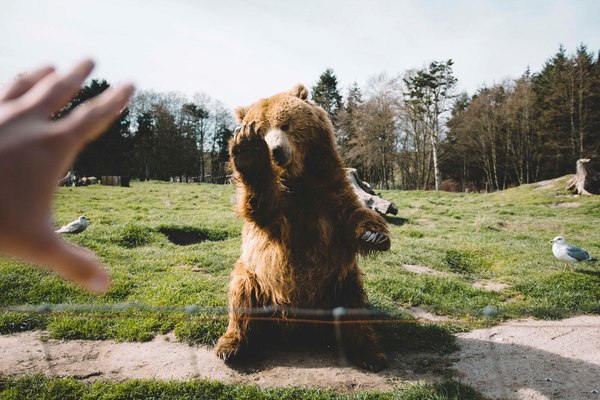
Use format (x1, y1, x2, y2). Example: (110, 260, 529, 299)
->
(550, 236, 597, 271)
(55, 216, 90, 234)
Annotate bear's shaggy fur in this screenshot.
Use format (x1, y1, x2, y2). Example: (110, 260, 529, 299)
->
(215, 84, 391, 371)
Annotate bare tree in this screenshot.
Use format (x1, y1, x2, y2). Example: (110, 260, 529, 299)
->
(404, 60, 457, 190)
(347, 73, 401, 189)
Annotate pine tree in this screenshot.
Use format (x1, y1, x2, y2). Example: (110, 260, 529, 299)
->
(132, 112, 155, 180)
(336, 82, 363, 159)
(311, 68, 343, 123)
(55, 79, 131, 177)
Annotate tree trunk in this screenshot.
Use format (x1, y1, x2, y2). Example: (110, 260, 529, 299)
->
(430, 136, 441, 191)
(566, 158, 599, 195)
(345, 168, 398, 215)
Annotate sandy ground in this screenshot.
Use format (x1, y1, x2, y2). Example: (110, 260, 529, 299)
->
(451, 316, 600, 400)
(1, 316, 599, 399)
(0, 331, 438, 393)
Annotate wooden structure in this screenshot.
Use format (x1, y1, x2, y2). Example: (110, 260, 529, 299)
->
(101, 176, 131, 187)
(345, 168, 398, 215)
(566, 158, 599, 195)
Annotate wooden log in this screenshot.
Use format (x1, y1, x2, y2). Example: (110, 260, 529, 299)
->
(58, 170, 75, 186)
(566, 158, 600, 195)
(345, 168, 398, 215)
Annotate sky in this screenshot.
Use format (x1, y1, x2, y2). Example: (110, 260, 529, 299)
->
(1, 0, 599, 109)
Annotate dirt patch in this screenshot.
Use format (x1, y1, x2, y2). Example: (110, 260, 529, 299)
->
(405, 307, 455, 323)
(472, 280, 511, 293)
(1, 317, 598, 397)
(549, 201, 581, 208)
(402, 264, 453, 277)
(534, 178, 564, 190)
(451, 316, 600, 400)
(0, 331, 439, 393)
(401, 264, 511, 293)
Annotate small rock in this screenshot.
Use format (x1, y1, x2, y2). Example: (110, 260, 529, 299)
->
(482, 306, 499, 317)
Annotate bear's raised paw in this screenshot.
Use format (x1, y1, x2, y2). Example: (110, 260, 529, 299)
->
(231, 121, 270, 175)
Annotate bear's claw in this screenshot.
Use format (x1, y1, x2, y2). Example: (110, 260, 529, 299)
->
(351, 351, 388, 372)
(216, 346, 240, 364)
(360, 231, 390, 251)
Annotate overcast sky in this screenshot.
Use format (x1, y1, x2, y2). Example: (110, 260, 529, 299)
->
(1, 0, 599, 109)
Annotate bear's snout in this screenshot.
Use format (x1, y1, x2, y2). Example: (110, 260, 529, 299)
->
(265, 129, 292, 167)
(271, 146, 287, 166)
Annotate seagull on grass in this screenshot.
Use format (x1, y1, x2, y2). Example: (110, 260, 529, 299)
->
(550, 236, 597, 271)
(55, 216, 90, 234)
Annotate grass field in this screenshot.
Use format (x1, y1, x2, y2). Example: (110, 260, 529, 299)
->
(1, 177, 599, 399)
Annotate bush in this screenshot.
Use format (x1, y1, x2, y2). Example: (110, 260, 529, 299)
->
(117, 224, 154, 248)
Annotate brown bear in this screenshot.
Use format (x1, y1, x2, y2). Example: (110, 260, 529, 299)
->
(215, 84, 391, 371)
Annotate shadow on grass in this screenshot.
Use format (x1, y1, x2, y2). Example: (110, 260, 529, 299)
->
(384, 215, 410, 226)
(157, 225, 231, 246)
(577, 268, 600, 279)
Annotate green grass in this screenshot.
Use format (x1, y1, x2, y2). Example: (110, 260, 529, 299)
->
(0, 177, 599, 398)
(0, 375, 486, 400)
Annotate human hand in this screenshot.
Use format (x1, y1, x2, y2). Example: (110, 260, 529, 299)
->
(0, 59, 134, 293)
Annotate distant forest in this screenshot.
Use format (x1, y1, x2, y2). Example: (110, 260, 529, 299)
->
(64, 44, 600, 191)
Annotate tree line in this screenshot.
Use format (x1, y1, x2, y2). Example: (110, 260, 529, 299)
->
(64, 44, 599, 191)
(316, 44, 600, 191)
(60, 82, 235, 183)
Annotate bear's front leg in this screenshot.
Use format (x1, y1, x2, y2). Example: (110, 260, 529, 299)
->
(335, 269, 388, 372)
(230, 121, 283, 228)
(215, 261, 259, 362)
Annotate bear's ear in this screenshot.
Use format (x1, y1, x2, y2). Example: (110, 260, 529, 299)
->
(234, 106, 248, 123)
(289, 84, 308, 101)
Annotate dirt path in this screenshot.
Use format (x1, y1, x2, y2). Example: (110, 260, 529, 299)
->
(1, 316, 599, 399)
(0, 331, 438, 393)
(451, 316, 600, 400)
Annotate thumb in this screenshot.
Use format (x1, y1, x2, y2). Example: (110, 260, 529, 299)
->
(47, 242, 111, 293)
(23, 233, 111, 293)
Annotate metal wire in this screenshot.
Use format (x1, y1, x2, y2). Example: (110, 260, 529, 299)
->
(1, 302, 598, 327)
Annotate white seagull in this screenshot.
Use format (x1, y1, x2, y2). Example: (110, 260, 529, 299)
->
(55, 216, 90, 234)
(550, 236, 597, 271)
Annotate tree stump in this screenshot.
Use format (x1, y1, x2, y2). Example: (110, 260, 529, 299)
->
(345, 168, 398, 215)
(566, 158, 600, 195)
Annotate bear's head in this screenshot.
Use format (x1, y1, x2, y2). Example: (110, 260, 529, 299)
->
(235, 84, 340, 179)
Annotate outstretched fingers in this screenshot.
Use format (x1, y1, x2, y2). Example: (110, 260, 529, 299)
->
(50, 241, 111, 293)
(21, 59, 96, 115)
(17, 231, 110, 293)
(55, 82, 135, 149)
(0, 65, 55, 102)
